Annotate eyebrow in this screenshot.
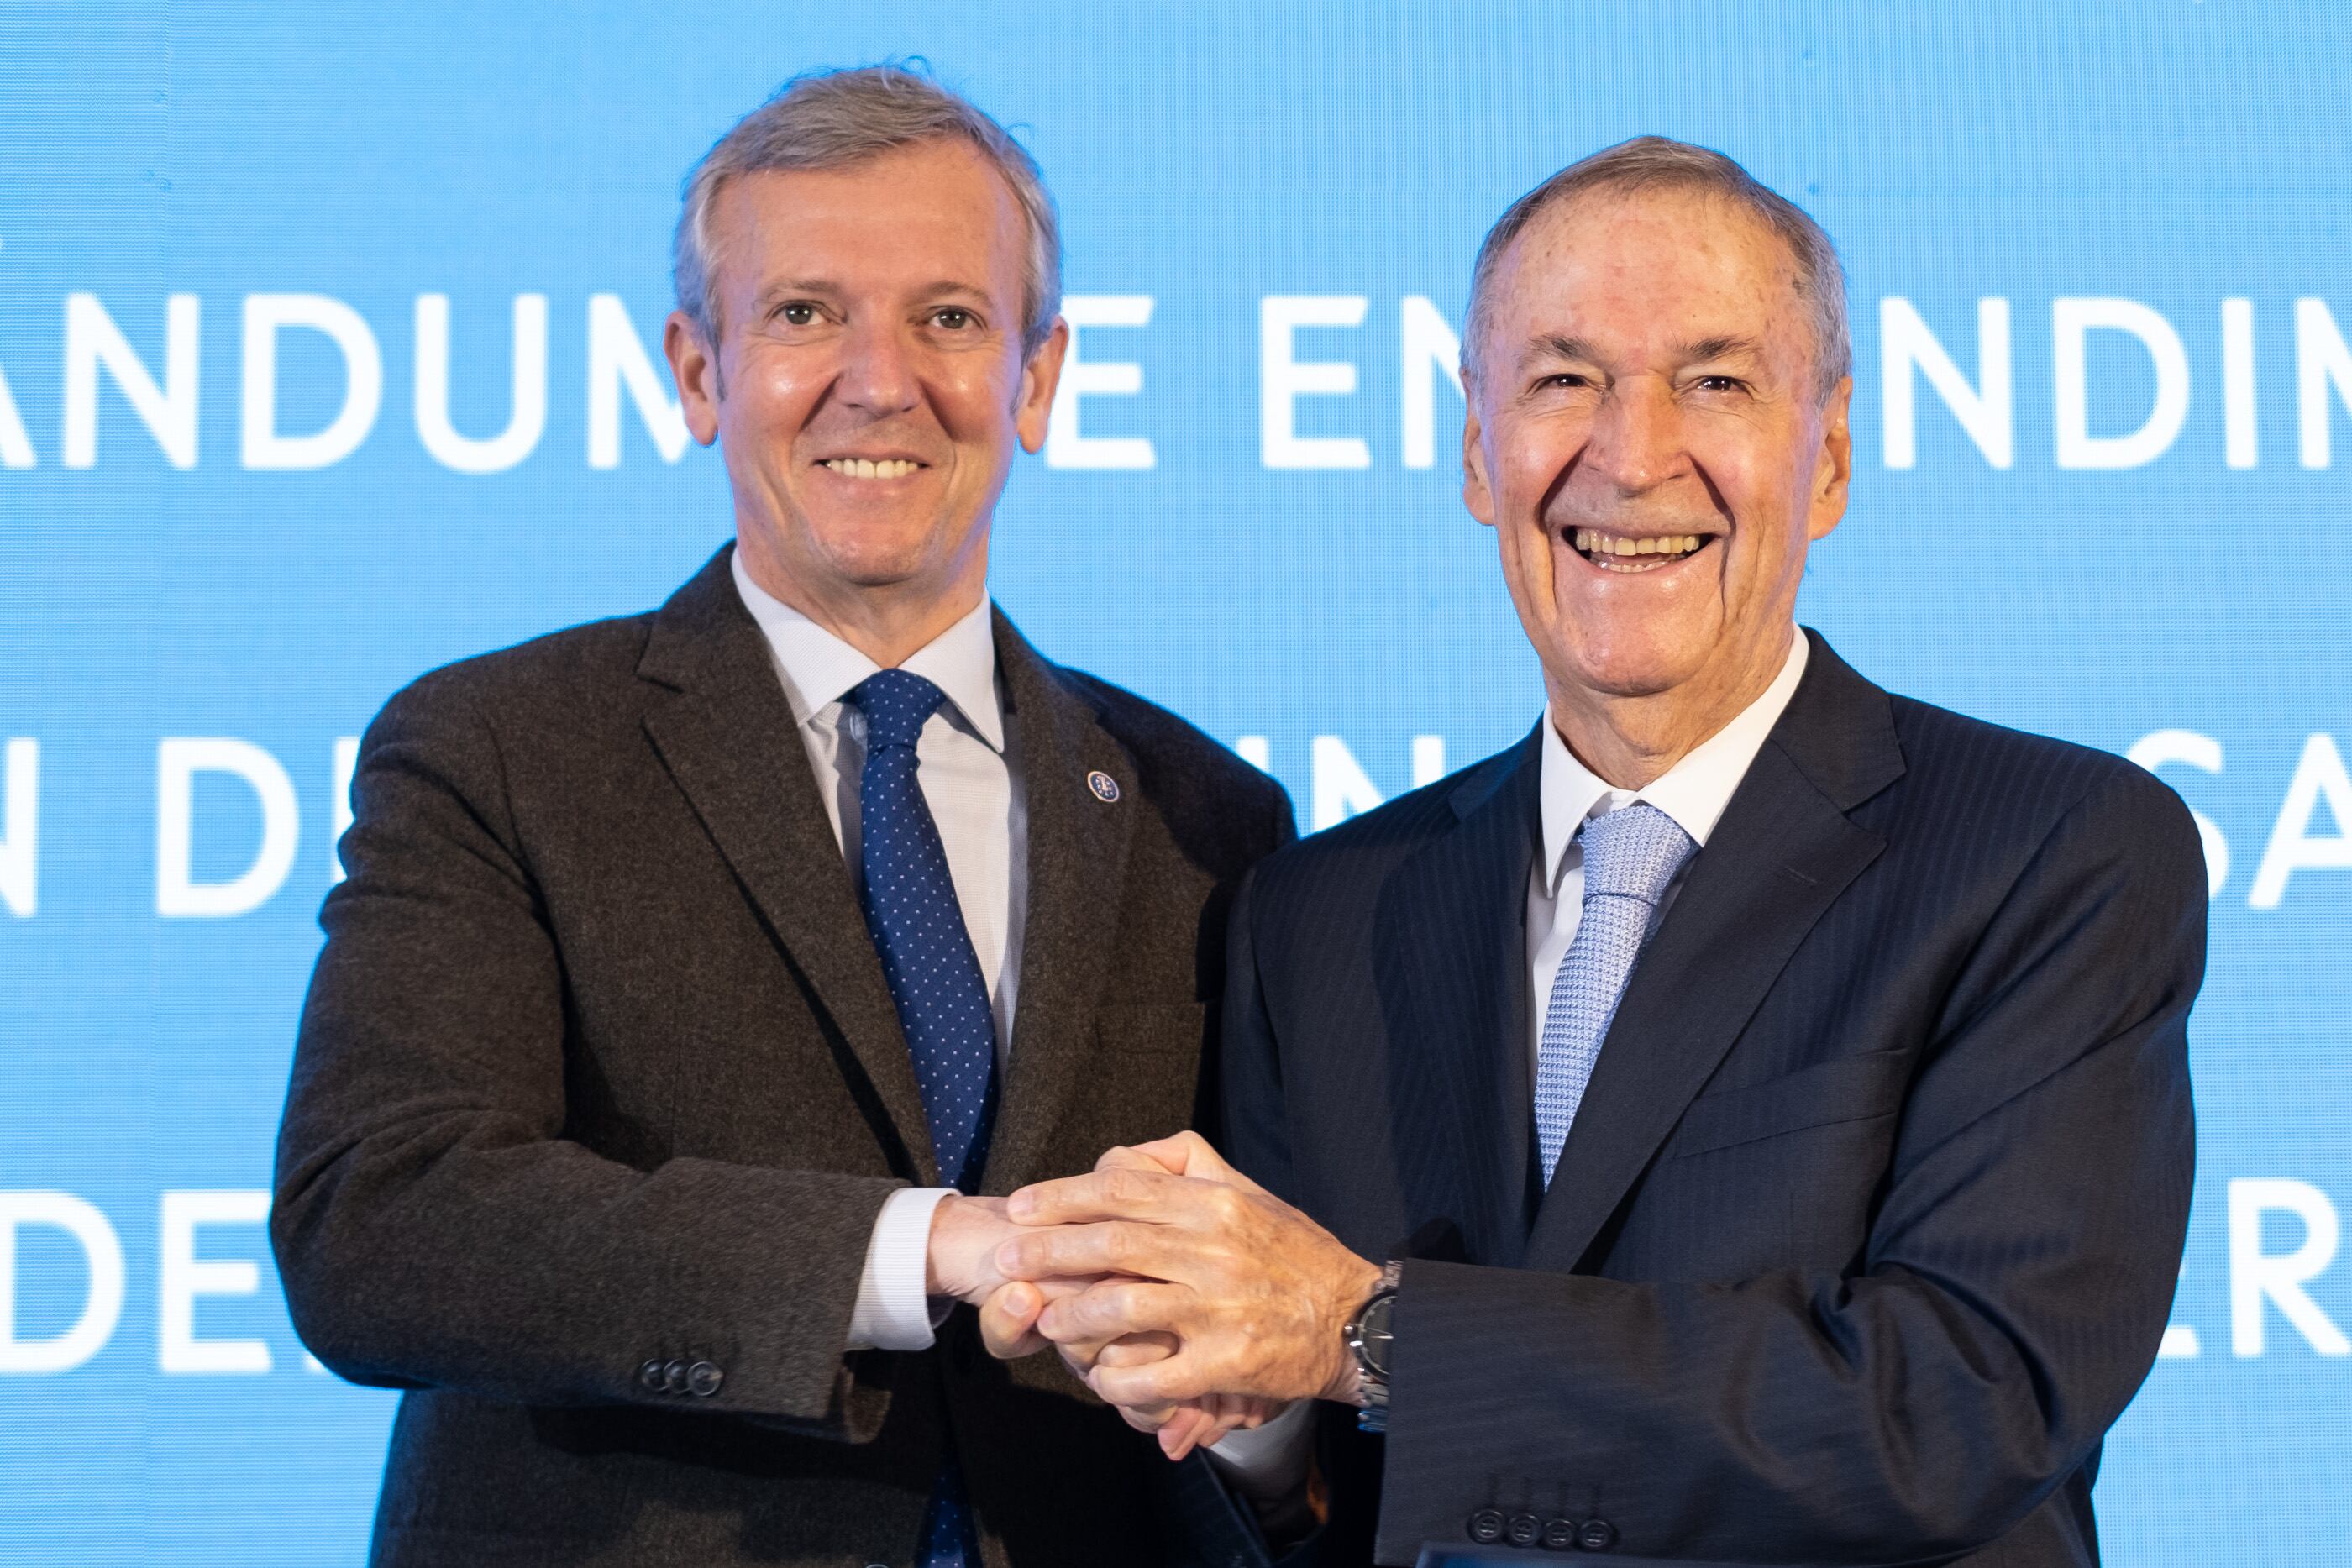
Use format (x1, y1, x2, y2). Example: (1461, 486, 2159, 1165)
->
(749, 277, 997, 312)
(1523, 333, 1600, 370)
(910, 279, 994, 300)
(1678, 333, 1765, 364)
(750, 279, 842, 313)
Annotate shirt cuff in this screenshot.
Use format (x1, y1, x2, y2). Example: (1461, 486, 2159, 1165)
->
(846, 1187, 958, 1352)
(1202, 1398, 1315, 1502)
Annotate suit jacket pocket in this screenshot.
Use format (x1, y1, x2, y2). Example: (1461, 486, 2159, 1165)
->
(1667, 1046, 1912, 1159)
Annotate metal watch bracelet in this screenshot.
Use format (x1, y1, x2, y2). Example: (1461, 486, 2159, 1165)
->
(1346, 1260, 1404, 1433)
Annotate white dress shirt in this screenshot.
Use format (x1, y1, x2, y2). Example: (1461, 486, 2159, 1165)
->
(731, 551, 1026, 1353)
(1528, 630, 1809, 1072)
(1210, 629, 1810, 1504)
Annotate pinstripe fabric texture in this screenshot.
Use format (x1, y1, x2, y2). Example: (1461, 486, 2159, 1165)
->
(1218, 631, 2206, 1568)
(1533, 805, 1695, 1185)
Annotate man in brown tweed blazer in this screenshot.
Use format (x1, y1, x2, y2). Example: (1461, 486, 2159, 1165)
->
(270, 66, 1291, 1568)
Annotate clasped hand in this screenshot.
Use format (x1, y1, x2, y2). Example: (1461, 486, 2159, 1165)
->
(932, 1132, 1380, 1460)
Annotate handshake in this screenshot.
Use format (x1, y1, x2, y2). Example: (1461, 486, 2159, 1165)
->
(923, 1132, 1385, 1460)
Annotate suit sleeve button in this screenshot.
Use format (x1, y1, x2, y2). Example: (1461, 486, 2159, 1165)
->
(638, 1359, 668, 1392)
(1505, 1513, 1541, 1547)
(687, 1361, 724, 1398)
(1467, 1508, 1506, 1544)
(662, 1358, 691, 1395)
(1541, 1518, 1580, 1551)
(1578, 1518, 1618, 1551)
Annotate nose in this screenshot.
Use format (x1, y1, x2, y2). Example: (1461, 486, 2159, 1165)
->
(835, 315, 921, 417)
(1581, 376, 1685, 496)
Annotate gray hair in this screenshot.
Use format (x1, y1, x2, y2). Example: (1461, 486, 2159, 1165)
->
(1462, 135, 1850, 399)
(674, 65, 1063, 355)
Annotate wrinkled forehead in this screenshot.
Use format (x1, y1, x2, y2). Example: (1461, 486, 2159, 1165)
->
(1486, 186, 1813, 373)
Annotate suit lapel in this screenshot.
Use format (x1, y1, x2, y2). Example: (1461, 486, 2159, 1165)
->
(976, 611, 1142, 1197)
(1525, 632, 1908, 1269)
(1373, 733, 1543, 1268)
(637, 547, 941, 1185)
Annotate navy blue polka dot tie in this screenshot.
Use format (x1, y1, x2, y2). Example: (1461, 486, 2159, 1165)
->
(847, 669, 997, 1568)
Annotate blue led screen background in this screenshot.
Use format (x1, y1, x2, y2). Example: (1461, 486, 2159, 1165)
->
(3, 5, 2349, 1564)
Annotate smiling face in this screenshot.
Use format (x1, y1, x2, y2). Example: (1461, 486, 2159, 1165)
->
(1464, 185, 1851, 742)
(665, 138, 1066, 651)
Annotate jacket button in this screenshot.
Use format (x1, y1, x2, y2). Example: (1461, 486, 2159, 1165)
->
(662, 1358, 691, 1395)
(1541, 1518, 1580, 1551)
(687, 1361, 724, 1398)
(1578, 1518, 1618, 1551)
(638, 1358, 667, 1392)
(1467, 1508, 1506, 1544)
(1505, 1513, 1541, 1548)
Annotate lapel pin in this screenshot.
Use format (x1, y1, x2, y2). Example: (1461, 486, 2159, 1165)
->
(1087, 770, 1121, 803)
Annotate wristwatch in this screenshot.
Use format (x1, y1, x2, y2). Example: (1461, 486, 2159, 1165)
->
(1344, 1260, 1403, 1433)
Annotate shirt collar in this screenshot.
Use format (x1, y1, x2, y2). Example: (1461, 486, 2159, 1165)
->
(1539, 630, 1810, 895)
(730, 548, 1005, 753)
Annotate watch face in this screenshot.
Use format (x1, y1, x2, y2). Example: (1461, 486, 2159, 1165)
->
(1358, 1291, 1396, 1378)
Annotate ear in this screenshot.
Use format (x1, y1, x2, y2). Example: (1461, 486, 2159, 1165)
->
(1015, 317, 1072, 455)
(1462, 394, 1497, 527)
(1805, 375, 1853, 543)
(664, 311, 722, 447)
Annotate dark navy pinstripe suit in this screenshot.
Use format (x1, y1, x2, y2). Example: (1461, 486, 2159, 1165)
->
(1218, 632, 2203, 1567)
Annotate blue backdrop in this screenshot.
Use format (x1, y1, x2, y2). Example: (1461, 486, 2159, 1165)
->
(3, 4, 2349, 1563)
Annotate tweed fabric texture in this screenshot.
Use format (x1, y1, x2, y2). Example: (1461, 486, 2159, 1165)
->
(1534, 804, 1696, 1185)
(270, 545, 1297, 1568)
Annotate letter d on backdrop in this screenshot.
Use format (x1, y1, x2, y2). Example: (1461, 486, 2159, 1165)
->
(240, 294, 384, 471)
(2053, 298, 2190, 470)
(157, 738, 299, 918)
(1, 1193, 125, 1375)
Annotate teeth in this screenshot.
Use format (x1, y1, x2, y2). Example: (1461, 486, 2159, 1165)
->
(1573, 529, 1711, 564)
(822, 458, 920, 479)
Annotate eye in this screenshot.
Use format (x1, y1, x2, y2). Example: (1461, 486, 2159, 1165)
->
(931, 307, 976, 330)
(1693, 374, 1748, 393)
(1537, 371, 1594, 391)
(776, 302, 818, 327)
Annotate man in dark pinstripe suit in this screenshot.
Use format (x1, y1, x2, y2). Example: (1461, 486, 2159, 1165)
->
(983, 138, 2203, 1566)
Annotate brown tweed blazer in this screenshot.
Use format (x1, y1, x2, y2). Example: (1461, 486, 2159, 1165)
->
(271, 544, 1294, 1568)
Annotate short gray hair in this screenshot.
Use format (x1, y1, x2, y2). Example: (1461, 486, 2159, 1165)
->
(1462, 135, 1850, 399)
(674, 65, 1063, 354)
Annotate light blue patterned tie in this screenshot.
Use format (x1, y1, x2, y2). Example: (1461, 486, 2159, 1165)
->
(1535, 803, 1697, 1187)
(846, 669, 996, 1568)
